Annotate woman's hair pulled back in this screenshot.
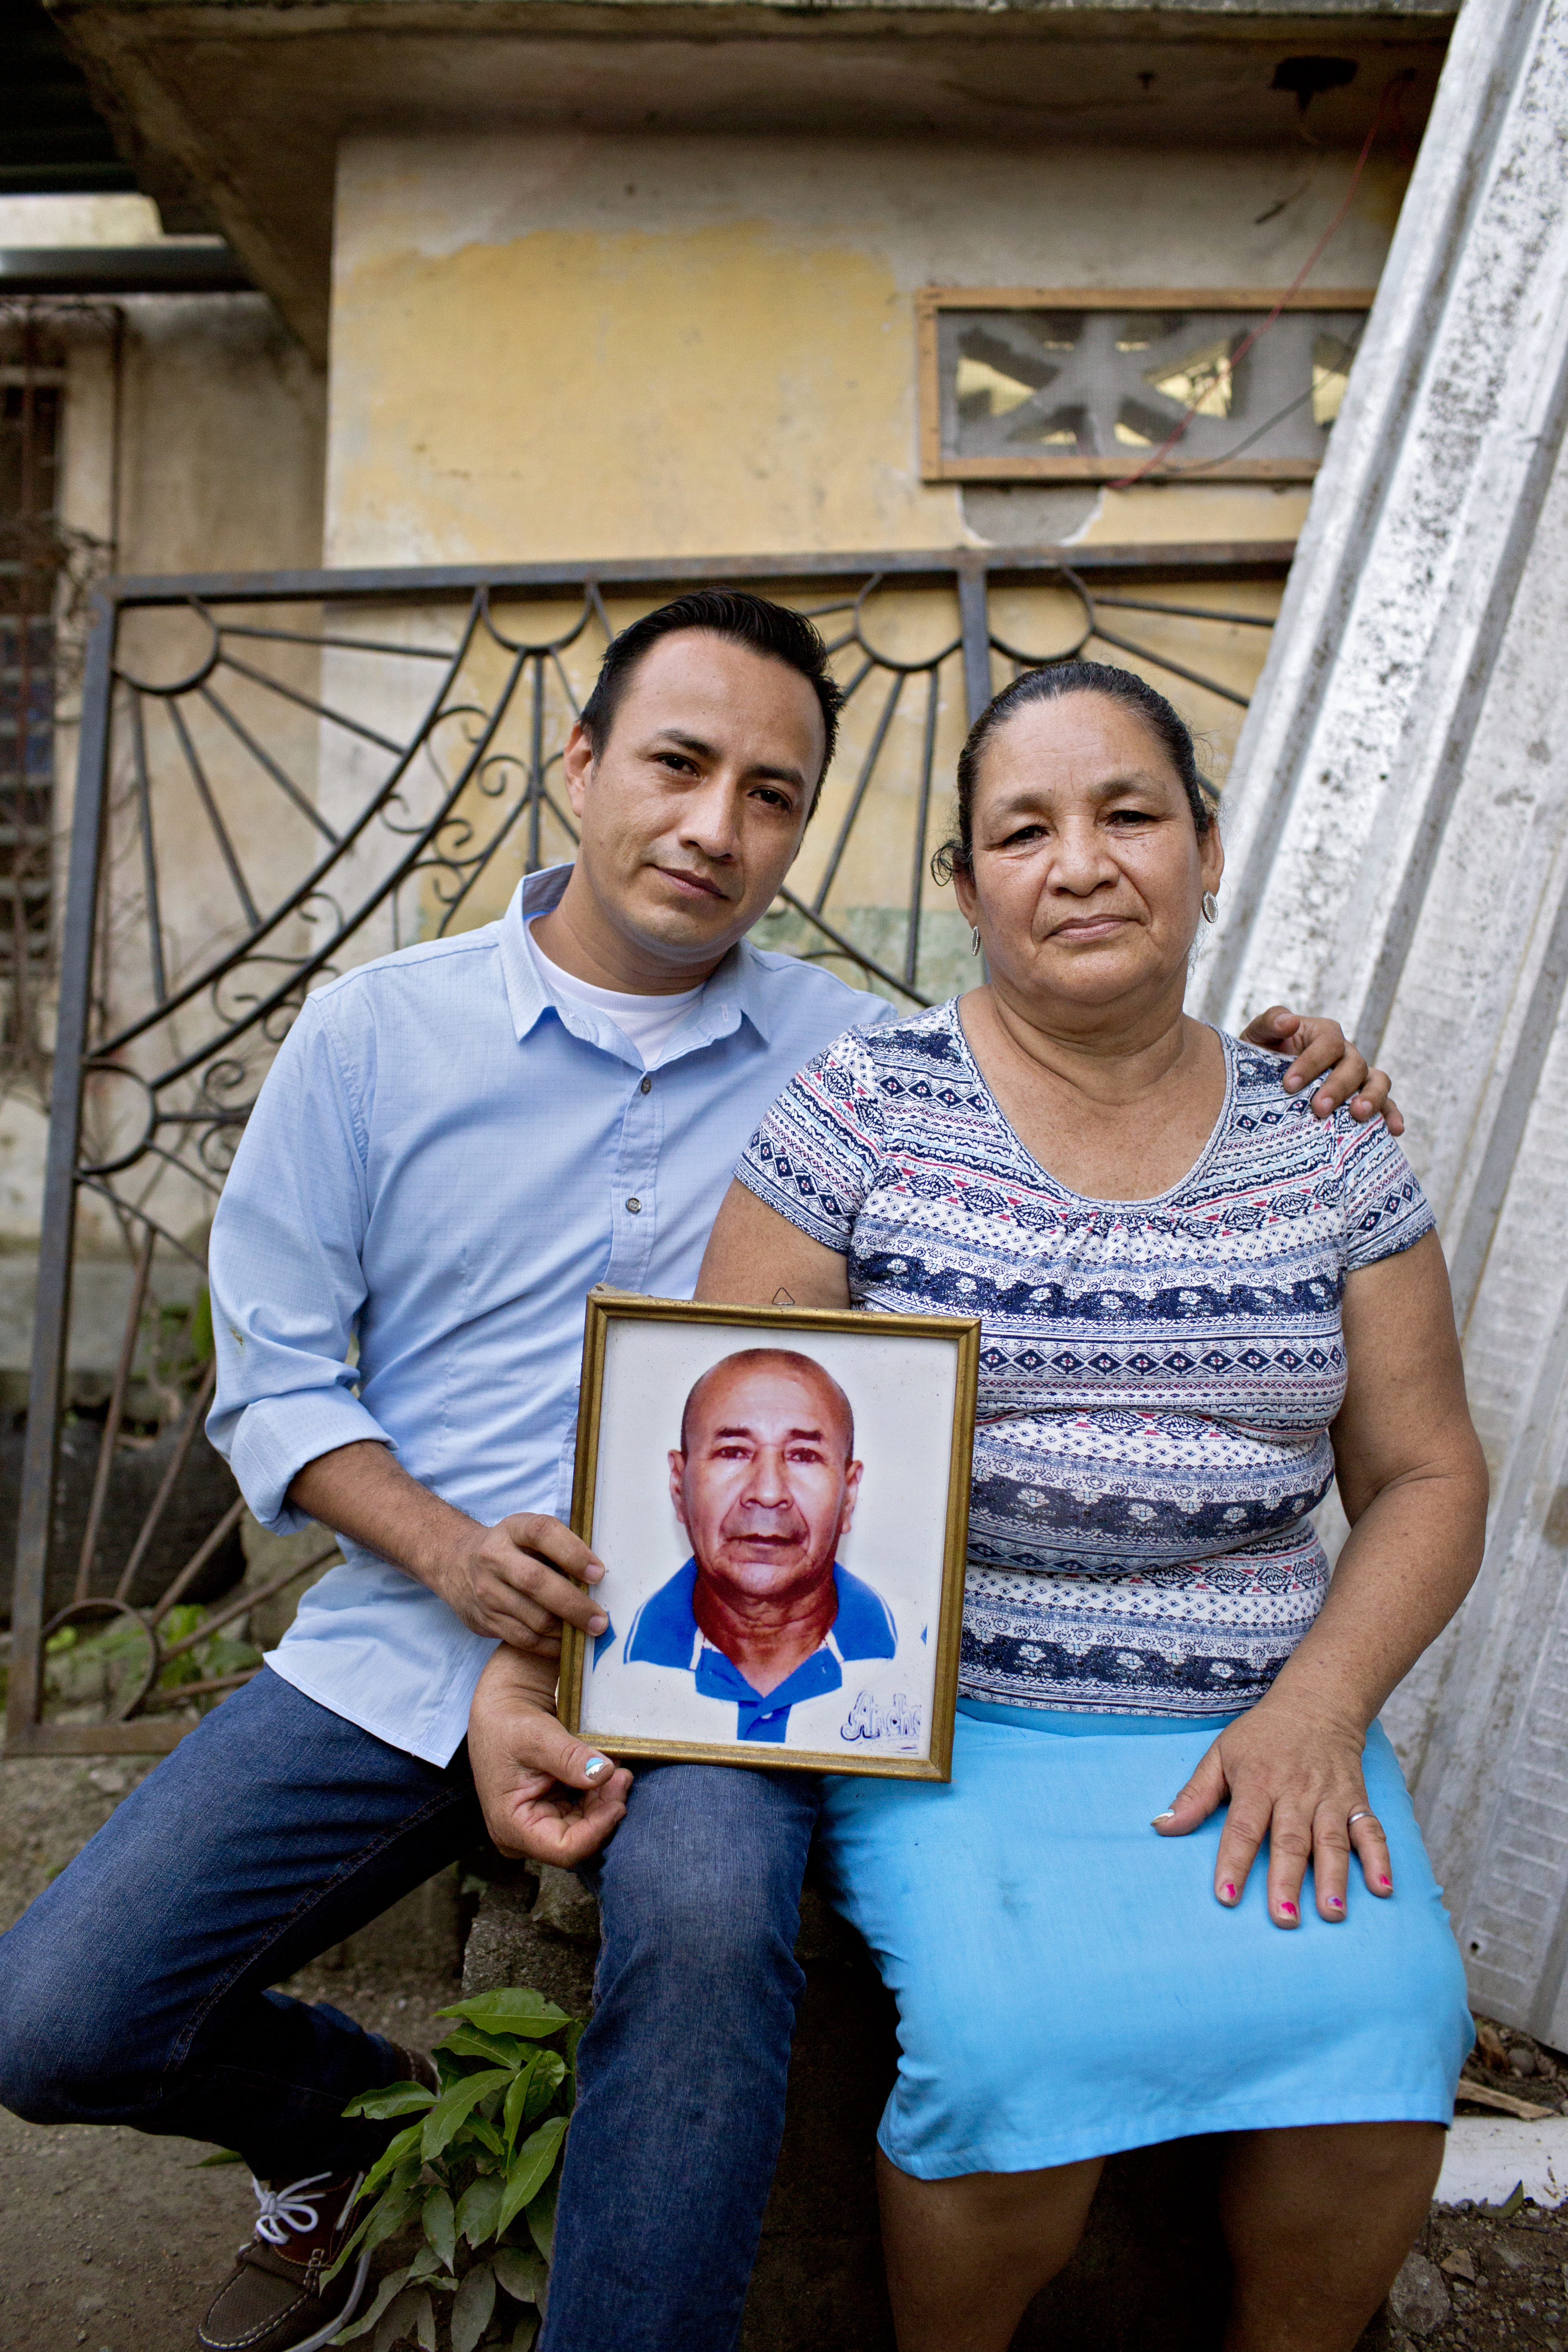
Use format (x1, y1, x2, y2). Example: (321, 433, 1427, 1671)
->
(932, 660, 1217, 883)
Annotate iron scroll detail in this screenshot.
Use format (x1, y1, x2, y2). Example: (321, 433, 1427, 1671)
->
(5, 541, 1286, 1753)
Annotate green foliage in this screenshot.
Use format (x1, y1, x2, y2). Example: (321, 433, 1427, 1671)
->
(42, 1612, 154, 1716)
(189, 1284, 215, 1366)
(436, 1990, 573, 2040)
(525, 2179, 557, 2266)
(150, 1283, 214, 1395)
(155, 1603, 263, 1701)
(332, 1987, 578, 2351)
(423, 2187, 456, 2272)
(41, 1602, 261, 1719)
(450, 2261, 497, 2352)
(345, 2083, 439, 2124)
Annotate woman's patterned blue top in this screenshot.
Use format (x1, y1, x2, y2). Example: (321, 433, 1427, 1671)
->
(736, 1003, 1435, 1718)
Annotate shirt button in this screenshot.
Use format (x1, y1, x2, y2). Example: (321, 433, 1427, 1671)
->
(639, 1075, 651, 1094)
(626, 1197, 641, 1214)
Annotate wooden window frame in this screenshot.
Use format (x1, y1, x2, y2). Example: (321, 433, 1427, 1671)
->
(916, 287, 1376, 485)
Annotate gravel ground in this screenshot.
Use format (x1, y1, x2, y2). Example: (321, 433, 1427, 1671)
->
(0, 1753, 163, 1937)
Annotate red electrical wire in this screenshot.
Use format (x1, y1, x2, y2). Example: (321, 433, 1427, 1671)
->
(1105, 72, 1412, 492)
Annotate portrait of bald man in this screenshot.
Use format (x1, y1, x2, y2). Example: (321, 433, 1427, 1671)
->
(596, 1347, 911, 1746)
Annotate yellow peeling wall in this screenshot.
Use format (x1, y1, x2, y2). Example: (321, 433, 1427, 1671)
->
(320, 127, 1410, 1022)
(326, 129, 1408, 566)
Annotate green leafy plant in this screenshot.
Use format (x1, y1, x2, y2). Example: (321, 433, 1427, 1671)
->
(155, 1601, 263, 1699)
(331, 1987, 581, 2351)
(41, 1607, 261, 1717)
(147, 1283, 216, 1412)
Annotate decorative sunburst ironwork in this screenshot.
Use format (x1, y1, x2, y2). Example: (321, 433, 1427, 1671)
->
(3, 541, 1287, 1753)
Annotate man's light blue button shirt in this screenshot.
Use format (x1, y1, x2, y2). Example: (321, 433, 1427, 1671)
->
(207, 864, 897, 1764)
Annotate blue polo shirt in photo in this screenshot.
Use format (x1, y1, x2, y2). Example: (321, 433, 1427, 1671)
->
(605, 1558, 898, 1741)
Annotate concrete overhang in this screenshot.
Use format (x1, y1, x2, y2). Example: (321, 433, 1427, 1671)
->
(47, 0, 1455, 362)
(0, 239, 253, 290)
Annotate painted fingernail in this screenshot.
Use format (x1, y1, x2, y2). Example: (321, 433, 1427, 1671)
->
(1219, 1882, 1237, 1902)
(583, 1755, 612, 1781)
(1327, 1895, 1345, 1911)
(1278, 1900, 1298, 1917)
(1379, 1874, 1392, 1889)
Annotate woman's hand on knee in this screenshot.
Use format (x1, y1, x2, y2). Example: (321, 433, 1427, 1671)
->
(1151, 1698, 1394, 1927)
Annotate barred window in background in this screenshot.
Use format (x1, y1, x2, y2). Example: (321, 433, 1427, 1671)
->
(0, 343, 62, 1008)
(0, 303, 118, 1085)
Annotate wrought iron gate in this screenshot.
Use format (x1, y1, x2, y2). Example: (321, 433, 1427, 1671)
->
(4, 539, 1288, 1754)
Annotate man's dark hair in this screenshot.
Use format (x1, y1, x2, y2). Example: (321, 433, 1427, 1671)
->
(579, 589, 844, 816)
(932, 659, 1218, 881)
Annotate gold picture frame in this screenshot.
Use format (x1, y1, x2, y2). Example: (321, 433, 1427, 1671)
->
(559, 1292, 980, 1781)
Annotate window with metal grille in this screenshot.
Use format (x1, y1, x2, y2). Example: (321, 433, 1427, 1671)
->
(0, 356, 61, 982)
(918, 289, 1372, 485)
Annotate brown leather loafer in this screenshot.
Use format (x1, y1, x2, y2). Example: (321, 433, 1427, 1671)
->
(196, 2168, 370, 2352)
(195, 2047, 438, 2352)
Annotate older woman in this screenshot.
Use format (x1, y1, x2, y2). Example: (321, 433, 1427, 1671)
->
(697, 661, 1487, 2352)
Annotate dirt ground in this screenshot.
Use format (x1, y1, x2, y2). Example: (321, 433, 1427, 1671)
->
(1414, 2203, 1568, 2352)
(0, 1754, 463, 2352)
(8, 1752, 1568, 2352)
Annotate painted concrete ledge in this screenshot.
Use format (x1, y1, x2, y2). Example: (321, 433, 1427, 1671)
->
(1438, 2119, 1568, 2211)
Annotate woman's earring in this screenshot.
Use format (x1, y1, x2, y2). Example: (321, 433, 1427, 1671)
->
(1200, 891, 1219, 926)
(970, 927, 982, 956)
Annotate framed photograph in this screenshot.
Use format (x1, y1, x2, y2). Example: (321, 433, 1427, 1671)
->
(559, 1293, 980, 1780)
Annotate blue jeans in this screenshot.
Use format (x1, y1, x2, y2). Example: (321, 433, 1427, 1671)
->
(0, 1666, 822, 2352)
(544, 1757, 821, 2352)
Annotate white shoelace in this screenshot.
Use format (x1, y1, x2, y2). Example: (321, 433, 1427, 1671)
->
(250, 2169, 334, 2247)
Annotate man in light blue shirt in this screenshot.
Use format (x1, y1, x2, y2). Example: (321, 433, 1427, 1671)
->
(0, 591, 1391, 2352)
(202, 850, 886, 1771)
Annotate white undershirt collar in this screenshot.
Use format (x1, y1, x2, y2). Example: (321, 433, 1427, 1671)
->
(525, 916, 705, 1069)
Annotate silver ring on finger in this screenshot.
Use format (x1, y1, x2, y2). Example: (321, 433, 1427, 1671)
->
(1348, 1809, 1376, 1828)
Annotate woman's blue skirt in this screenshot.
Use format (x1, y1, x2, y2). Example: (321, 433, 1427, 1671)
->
(815, 1704, 1473, 2180)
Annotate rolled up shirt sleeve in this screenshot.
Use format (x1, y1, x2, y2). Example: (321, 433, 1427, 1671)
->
(207, 992, 395, 1532)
